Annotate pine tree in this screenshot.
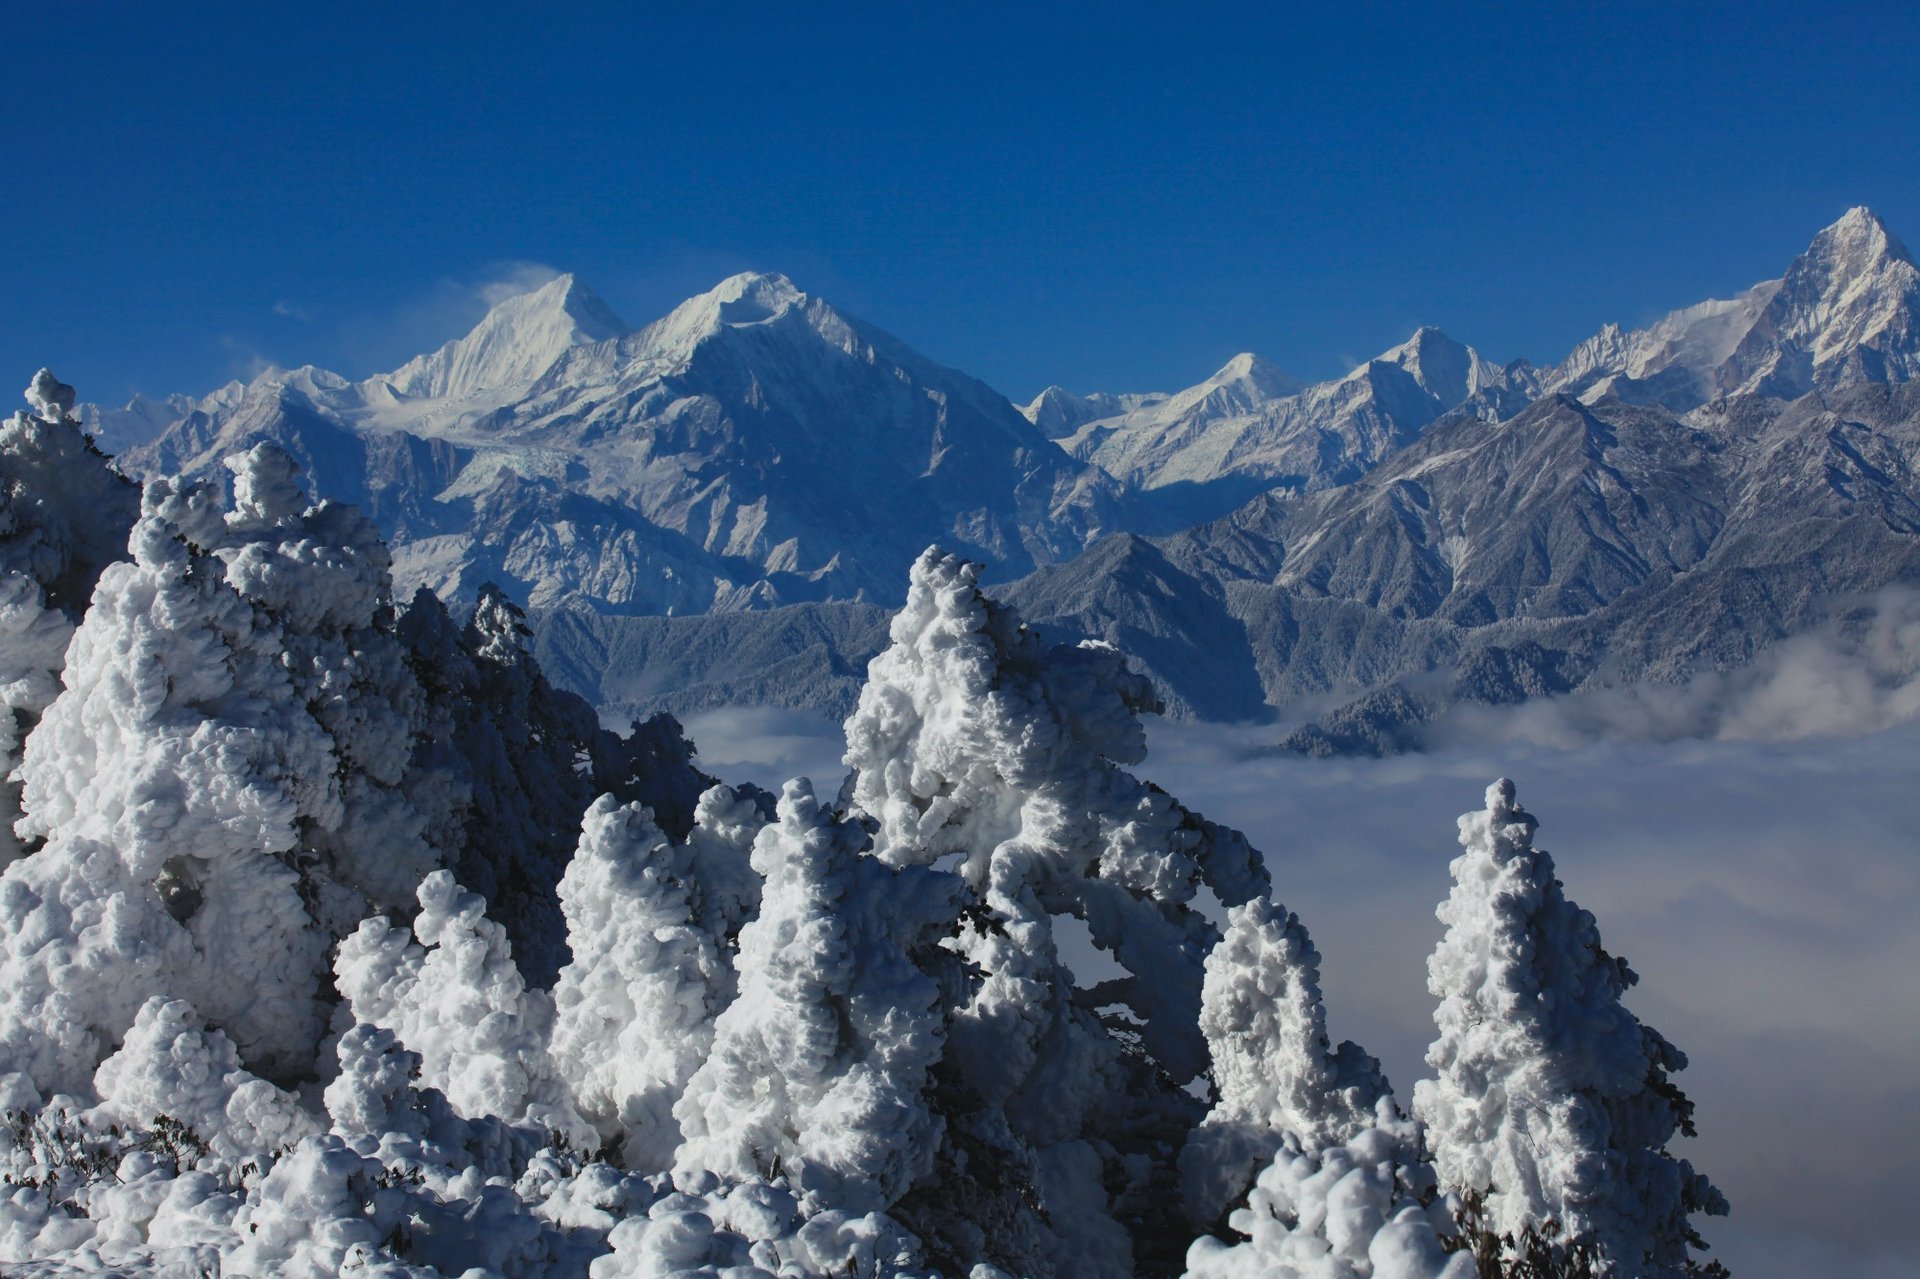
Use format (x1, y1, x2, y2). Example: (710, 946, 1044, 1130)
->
(548, 794, 734, 1170)
(394, 583, 721, 986)
(842, 547, 1274, 1276)
(0, 445, 441, 1093)
(1412, 779, 1728, 1277)
(333, 869, 589, 1145)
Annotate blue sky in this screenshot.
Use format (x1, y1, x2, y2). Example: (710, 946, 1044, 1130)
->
(8, 1, 1920, 405)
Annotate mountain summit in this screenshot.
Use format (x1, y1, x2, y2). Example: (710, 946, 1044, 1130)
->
(118, 271, 1134, 616)
(1544, 206, 1920, 409)
(382, 273, 629, 402)
(1715, 205, 1920, 397)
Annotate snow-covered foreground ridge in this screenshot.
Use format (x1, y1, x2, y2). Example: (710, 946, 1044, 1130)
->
(0, 375, 1726, 1277)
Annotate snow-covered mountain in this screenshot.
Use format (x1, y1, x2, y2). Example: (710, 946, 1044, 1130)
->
(114, 272, 1136, 614)
(78, 206, 1920, 742)
(1539, 205, 1920, 411)
(1033, 207, 1920, 515)
(1029, 331, 1537, 525)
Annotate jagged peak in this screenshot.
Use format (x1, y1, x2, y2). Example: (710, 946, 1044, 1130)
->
(1803, 204, 1912, 270)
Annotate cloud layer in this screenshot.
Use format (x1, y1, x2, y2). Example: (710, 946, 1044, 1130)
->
(687, 673, 1920, 1278)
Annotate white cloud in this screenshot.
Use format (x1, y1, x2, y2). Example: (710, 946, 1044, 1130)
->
(1427, 586, 1920, 750)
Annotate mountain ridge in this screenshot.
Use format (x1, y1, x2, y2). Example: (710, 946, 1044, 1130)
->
(69, 207, 1920, 744)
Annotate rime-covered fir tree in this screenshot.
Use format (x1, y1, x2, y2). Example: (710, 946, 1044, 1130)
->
(0, 371, 138, 865)
(548, 793, 741, 1170)
(673, 778, 957, 1215)
(1180, 896, 1390, 1228)
(395, 583, 718, 985)
(1412, 779, 1728, 1276)
(842, 547, 1272, 1277)
(0, 444, 444, 1093)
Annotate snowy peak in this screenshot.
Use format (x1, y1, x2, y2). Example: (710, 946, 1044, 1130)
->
(1370, 326, 1491, 405)
(1809, 204, 1911, 269)
(1165, 352, 1300, 417)
(1546, 206, 1920, 409)
(1717, 205, 1920, 397)
(382, 273, 629, 402)
(1021, 385, 1170, 439)
(638, 271, 810, 358)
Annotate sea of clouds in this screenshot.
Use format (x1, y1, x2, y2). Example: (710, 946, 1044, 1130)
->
(685, 636, 1920, 1279)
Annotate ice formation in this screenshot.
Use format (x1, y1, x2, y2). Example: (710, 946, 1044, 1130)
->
(1412, 779, 1728, 1275)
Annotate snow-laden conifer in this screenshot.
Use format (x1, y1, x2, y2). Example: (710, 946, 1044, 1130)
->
(1412, 779, 1727, 1276)
(550, 794, 734, 1171)
(333, 868, 590, 1147)
(0, 444, 438, 1094)
(842, 547, 1273, 1276)
(673, 778, 956, 1216)
(395, 583, 720, 985)
(1181, 897, 1390, 1227)
(0, 371, 138, 865)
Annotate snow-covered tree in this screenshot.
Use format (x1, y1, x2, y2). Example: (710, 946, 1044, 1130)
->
(333, 868, 590, 1146)
(0, 444, 440, 1094)
(396, 583, 719, 985)
(841, 548, 1274, 1275)
(1412, 779, 1728, 1276)
(0, 370, 138, 865)
(1181, 897, 1390, 1228)
(674, 778, 957, 1216)
(549, 794, 736, 1170)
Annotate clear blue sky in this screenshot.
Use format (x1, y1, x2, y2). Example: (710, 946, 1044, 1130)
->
(8, 1, 1919, 406)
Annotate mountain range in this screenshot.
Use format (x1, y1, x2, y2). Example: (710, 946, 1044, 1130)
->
(85, 207, 1920, 747)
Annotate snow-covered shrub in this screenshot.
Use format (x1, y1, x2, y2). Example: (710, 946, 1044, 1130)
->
(0, 370, 139, 866)
(90, 996, 317, 1171)
(1184, 1101, 1472, 1279)
(1412, 779, 1728, 1277)
(674, 778, 957, 1216)
(1181, 896, 1389, 1228)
